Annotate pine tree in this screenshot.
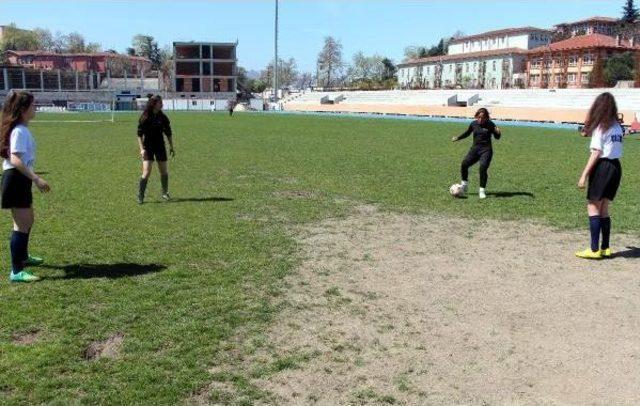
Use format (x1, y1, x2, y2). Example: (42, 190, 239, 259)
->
(622, 0, 639, 23)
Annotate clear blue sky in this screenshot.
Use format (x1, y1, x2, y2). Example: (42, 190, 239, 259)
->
(0, 0, 625, 72)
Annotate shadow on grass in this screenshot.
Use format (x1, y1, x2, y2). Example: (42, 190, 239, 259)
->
(613, 247, 640, 259)
(147, 197, 234, 204)
(42, 263, 166, 280)
(487, 191, 535, 199)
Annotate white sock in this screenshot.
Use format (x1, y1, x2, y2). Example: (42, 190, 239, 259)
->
(461, 181, 468, 187)
(479, 188, 486, 193)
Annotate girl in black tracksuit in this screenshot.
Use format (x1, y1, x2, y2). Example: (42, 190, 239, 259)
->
(452, 108, 501, 199)
(137, 95, 175, 204)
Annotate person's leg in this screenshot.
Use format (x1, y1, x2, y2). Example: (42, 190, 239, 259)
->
(139, 160, 153, 203)
(460, 149, 480, 190)
(158, 160, 169, 198)
(587, 200, 603, 253)
(10, 208, 34, 276)
(600, 199, 611, 252)
(478, 149, 494, 189)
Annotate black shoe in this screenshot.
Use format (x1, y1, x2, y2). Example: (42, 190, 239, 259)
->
(137, 195, 144, 204)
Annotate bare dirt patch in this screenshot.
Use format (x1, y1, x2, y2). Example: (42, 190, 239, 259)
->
(83, 333, 124, 361)
(11, 328, 42, 345)
(252, 205, 640, 405)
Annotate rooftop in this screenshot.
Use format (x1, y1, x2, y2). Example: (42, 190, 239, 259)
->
(529, 33, 638, 53)
(449, 27, 553, 44)
(399, 48, 529, 66)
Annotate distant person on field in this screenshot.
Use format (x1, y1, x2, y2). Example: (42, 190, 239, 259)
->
(452, 108, 501, 199)
(228, 98, 236, 117)
(137, 95, 175, 204)
(576, 92, 624, 260)
(0, 91, 51, 282)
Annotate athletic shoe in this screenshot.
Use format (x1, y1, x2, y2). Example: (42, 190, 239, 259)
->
(460, 183, 468, 193)
(600, 248, 612, 258)
(10, 270, 41, 282)
(479, 189, 487, 199)
(161, 193, 171, 201)
(575, 249, 603, 260)
(24, 255, 44, 267)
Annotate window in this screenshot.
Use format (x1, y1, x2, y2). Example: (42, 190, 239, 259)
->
(582, 73, 590, 84)
(466, 63, 469, 73)
(569, 56, 578, 66)
(583, 54, 594, 66)
(492, 60, 497, 71)
(449, 65, 453, 72)
(568, 73, 577, 83)
(426, 67, 430, 74)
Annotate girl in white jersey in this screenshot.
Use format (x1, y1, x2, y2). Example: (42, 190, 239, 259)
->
(576, 92, 623, 260)
(0, 92, 51, 282)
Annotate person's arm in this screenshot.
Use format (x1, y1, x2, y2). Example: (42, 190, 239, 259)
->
(10, 153, 50, 192)
(578, 149, 601, 189)
(137, 120, 146, 159)
(163, 115, 175, 157)
(452, 124, 473, 142)
(492, 122, 502, 140)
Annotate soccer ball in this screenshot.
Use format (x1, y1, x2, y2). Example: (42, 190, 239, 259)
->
(449, 183, 465, 198)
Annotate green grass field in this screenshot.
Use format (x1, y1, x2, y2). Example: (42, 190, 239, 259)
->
(1, 111, 639, 404)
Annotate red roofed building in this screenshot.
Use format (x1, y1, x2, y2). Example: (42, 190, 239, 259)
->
(4, 50, 151, 76)
(526, 34, 639, 89)
(554, 16, 620, 39)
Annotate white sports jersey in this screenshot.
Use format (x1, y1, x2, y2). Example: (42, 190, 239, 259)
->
(3, 124, 36, 171)
(590, 123, 623, 159)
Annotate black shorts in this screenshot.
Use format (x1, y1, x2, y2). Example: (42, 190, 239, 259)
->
(587, 158, 621, 201)
(143, 145, 167, 162)
(1, 168, 33, 209)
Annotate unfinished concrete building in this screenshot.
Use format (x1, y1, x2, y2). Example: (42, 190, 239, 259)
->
(173, 42, 237, 96)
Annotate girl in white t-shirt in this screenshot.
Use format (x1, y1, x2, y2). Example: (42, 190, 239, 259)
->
(576, 92, 623, 260)
(0, 92, 51, 282)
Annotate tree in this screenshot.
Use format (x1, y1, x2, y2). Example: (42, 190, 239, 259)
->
(0, 23, 39, 52)
(428, 39, 447, 57)
(132, 34, 161, 69)
(261, 57, 299, 88)
(622, 0, 639, 23)
(404, 45, 428, 60)
(604, 52, 634, 86)
(381, 58, 396, 80)
(66, 32, 86, 53)
(33, 28, 54, 51)
(317, 36, 344, 88)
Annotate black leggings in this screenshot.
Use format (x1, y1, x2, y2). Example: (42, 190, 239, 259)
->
(461, 147, 493, 188)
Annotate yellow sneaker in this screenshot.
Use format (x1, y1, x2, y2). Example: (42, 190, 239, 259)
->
(600, 248, 612, 258)
(575, 248, 603, 260)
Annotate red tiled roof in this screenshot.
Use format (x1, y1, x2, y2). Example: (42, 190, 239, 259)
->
(5, 50, 151, 62)
(399, 48, 528, 66)
(555, 16, 619, 26)
(529, 33, 639, 53)
(449, 27, 552, 44)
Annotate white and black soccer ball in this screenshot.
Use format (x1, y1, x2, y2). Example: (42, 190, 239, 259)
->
(449, 183, 465, 198)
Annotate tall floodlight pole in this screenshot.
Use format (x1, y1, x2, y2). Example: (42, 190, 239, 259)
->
(274, 0, 279, 103)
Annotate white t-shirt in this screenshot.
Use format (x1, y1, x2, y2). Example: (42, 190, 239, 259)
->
(3, 124, 36, 171)
(589, 123, 623, 159)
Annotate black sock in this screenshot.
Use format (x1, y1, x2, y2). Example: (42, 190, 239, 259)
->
(23, 231, 30, 263)
(161, 174, 168, 194)
(601, 217, 611, 250)
(589, 216, 601, 252)
(139, 178, 148, 198)
(10, 231, 29, 274)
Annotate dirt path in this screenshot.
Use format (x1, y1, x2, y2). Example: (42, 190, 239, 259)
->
(241, 205, 640, 405)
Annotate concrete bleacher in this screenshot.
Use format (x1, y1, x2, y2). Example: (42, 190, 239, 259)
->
(287, 88, 640, 112)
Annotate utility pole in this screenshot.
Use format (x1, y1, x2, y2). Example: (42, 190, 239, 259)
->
(273, 0, 279, 103)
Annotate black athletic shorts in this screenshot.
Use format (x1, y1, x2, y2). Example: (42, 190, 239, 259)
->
(587, 158, 621, 201)
(1, 168, 33, 209)
(143, 144, 167, 162)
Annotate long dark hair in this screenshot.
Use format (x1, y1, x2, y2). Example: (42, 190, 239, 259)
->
(475, 108, 490, 122)
(1, 91, 34, 159)
(584, 92, 618, 135)
(139, 95, 163, 123)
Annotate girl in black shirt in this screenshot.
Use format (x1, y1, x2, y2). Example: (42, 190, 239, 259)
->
(137, 95, 175, 204)
(452, 108, 501, 199)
